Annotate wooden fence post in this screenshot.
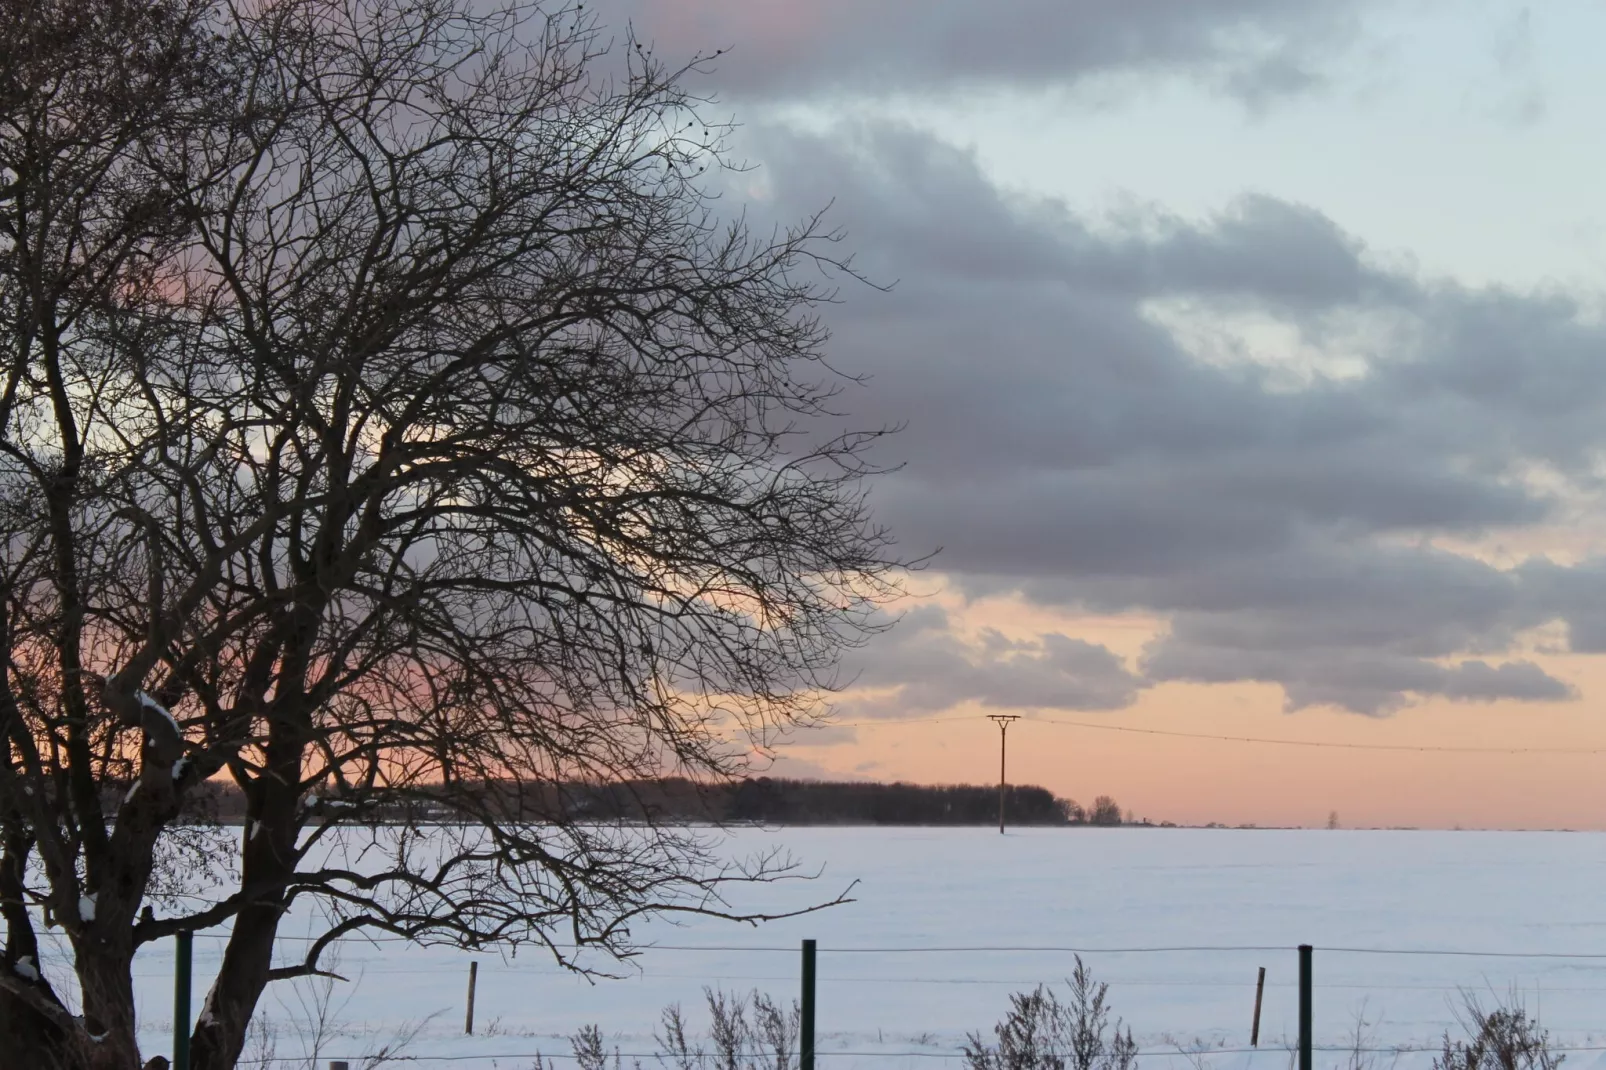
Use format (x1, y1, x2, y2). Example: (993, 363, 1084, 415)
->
(1251, 965, 1266, 1046)
(465, 960, 479, 1035)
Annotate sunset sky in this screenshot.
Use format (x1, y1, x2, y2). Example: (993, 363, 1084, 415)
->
(595, 0, 1606, 830)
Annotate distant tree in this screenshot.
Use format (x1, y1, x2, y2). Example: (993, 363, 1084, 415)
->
(1060, 797, 1087, 825)
(1089, 796, 1123, 827)
(1328, 811, 1341, 830)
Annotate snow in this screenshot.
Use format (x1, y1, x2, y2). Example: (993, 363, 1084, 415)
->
(198, 990, 218, 1028)
(53, 828, 1606, 1069)
(172, 757, 190, 781)
(300, 796, 357, 815)
(134, 689, 181, 737)
(14, 954, 37, 981)
(79, 893, 96, 923)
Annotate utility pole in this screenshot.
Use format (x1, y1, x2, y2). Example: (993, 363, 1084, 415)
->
(987, 714, 1019, 834)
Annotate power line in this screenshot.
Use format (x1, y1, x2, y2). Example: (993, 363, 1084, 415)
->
(1032, 716, 1606, 754)
(839, 714, 1606, 755)
(833, 716, 976, 727)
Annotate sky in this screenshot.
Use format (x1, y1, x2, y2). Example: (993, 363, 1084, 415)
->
(592, 0, 1606, 830)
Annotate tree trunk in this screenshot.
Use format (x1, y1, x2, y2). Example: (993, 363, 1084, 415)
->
(187, 898, 281, 1070)
(0, 989, 92, 1070)
(190, 759, 298, 1070)
(77, 948, 143, 1070)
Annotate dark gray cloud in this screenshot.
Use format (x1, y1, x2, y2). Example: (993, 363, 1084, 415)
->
(840, 606, 1144, 718)
(728, 120, 1606, 715)
(587, 0, 1368, 105)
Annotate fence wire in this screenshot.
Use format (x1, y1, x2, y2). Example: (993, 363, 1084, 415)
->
(36, 937, 1606, 1067)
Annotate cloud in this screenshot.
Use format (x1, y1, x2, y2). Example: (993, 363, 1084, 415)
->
(727, 119, 1606, 715)
(587, 0, 1369, 105)
(1483, 5, 1545, 125)
(752, 750, 871, 781)
(838, 606, 1145, 720)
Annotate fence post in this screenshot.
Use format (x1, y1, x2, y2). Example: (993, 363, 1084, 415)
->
(1298, 945, 1313, 1070)
(801, 939, 816, 1070)
(1251, 965, 1266, 1047)
(465, 960, 479, 1035)
(174, 930, 192, 1070)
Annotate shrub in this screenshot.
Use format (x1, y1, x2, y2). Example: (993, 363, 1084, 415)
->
(1433, 994, 1562, 1070)
(962, 956, 1138, 1070)
(657, 989, 800, 1070)
(559, 990, 799, 1070)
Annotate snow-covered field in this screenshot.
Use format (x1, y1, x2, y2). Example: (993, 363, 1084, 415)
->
(51, 827, 1606, 1068)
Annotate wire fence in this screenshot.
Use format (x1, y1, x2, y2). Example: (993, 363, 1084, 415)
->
(86, 938, 1606, 1069)
(159, 933, 1606, 956)
(231, 1047, 1606, 1064)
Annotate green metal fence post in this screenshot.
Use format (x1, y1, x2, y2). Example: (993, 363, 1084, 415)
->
(174, 930, 193, 1070)
(801, 939, 816, 1070)
(1298, 944, 1313, 1070)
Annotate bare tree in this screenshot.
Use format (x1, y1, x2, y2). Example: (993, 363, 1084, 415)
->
(0, 0, 904, 1066)
(1088, 797, 1122, 827)
(1, 0, 231, 1065)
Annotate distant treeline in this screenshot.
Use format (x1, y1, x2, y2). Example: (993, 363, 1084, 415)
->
(569, 778, 1127, 826)
(133, 777, 1127, 827)
(721, 778, 1078, 826)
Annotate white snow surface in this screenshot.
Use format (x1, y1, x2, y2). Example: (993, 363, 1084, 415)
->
(78, 893, 96, 923)
(60, 828, 1606, 1068)
(134, 689, 181, 736)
